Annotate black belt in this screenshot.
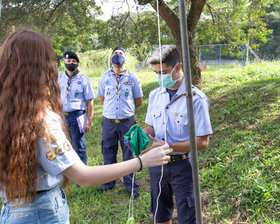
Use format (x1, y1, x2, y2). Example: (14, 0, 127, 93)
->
(103, 116, 133, 124)
(169, 153, 190, 163)
(64, 110, 85, 116)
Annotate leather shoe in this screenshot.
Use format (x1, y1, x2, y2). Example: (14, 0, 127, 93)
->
(97, 187, 114, 194)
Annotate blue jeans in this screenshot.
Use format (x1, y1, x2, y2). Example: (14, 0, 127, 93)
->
(100, 117, 139, 192)
(0, 186, 69, 224)
(65, 110, 87, 164)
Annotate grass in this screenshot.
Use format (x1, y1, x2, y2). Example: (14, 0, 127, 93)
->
(69, 61, 280, 223)
(1, 61, 279, 223)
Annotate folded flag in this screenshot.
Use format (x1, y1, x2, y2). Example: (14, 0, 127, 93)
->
(124, 125, 150, 156)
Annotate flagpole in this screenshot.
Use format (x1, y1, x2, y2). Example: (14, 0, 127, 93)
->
(179, 0, 203, 223)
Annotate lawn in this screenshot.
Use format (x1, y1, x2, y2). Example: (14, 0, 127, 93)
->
(1, 61, 279, 223)
(68, 61, 280, 223)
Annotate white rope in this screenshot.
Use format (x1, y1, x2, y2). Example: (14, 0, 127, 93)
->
(127, 172, 135, 223)
(127, 0, 168, 222)
(153, 0, 167, 223)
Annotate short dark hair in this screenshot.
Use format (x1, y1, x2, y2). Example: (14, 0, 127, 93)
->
(161, 49, 181, 67)
(112, 47, 125, 55)
(149, 45, 181, 67)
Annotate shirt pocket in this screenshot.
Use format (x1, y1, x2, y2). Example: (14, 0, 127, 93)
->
(175, 113, 188, 137)
(121, 85, 132, 99)
(104, 85, 114, 99)
(71, 84, 83, 99)
(152, 110, 162, 131)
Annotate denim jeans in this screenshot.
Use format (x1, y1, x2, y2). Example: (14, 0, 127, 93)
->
(65, 110, 87, 165)
(0, 186, 69, 224)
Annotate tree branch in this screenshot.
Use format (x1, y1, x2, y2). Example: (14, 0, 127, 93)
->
(41, 0, 67, 32)
(205, 2, 215, 24)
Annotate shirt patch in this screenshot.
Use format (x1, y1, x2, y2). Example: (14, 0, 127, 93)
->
(46, 150, 56, 161)
(55, 147, 64, 155)
(64, 142, 71, 151)
(75, 92, 79, 97)
(77, 81, 82, 84)
(123, 81, 131, 86)
(125, 92, 129, 97)
(106, 80, 111, 85)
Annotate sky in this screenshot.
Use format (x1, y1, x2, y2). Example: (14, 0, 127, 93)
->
(95, 0, 153, 21)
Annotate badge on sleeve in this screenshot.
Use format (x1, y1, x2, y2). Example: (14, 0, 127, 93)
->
(55, 146, 64, 155)
(46, 150, 56, 161)
(64, 142, 71, 151)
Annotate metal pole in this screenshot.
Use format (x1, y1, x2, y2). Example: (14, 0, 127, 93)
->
(178, 1, 202, 224)
(0, 0, 2, 21)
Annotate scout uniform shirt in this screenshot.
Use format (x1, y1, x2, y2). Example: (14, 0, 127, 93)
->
(97, 70, 143, 119)
(145, 77, 213, 146)
(0, 109, 80, 200)
(58, 70, 95, 112)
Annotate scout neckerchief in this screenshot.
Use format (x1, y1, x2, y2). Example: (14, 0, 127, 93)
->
(112, 69, 125, 96)
(65, 70, 80, 99)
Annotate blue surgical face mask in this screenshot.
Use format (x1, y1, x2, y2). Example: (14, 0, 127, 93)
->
(112, 54, 125, 65)
(157, 65, 181, 88)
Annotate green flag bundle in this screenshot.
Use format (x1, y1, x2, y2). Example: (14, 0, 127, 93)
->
(124, 125, 150, 156)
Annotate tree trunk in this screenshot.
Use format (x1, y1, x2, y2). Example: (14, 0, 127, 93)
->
(140, 0, 205, 85)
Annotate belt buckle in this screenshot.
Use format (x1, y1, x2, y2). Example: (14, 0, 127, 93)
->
(115, 120, 121, 124)
(64, 112, 68, 115)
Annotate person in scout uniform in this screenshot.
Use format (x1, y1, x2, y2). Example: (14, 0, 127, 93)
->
(0, 29, 172, 224)
(58, 51, 94, 165)
(143, 45, 213, 224)
(97, 47, 143, 198)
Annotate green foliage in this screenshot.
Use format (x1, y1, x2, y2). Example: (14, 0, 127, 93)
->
(92, 11, 174, 62)
(199, 61, 280, 223)
(0, 0, 101, 54)
(195, 0, 279, 54)
(76, 49, 142, 77)
(256, 4, 280, 59)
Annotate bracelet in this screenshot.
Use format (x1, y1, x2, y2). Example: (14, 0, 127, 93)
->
(168, 142, 173, 152)
(136, 156, 142, 172)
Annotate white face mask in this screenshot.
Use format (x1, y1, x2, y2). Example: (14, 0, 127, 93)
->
(157, 65, 180, 88)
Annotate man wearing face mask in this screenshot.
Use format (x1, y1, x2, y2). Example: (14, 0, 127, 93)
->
(58, 51, 95, 165)
(97, 47, 143, 198)
(143, 45, 213, 224)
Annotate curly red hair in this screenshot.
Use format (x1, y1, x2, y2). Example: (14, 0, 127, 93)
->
(0, 29, 67, 203)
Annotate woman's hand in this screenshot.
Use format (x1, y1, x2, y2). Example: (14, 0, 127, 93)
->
(140, 135, 166, 155)
(140, 143, 170, 168)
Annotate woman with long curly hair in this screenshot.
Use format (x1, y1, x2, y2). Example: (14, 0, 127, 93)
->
(0, 29, 170, 224)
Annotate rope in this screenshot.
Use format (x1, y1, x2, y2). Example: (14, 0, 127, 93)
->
(127, 1, 168, 222)
(127, 172, 136, 223)
(153, 0, 167, 223)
